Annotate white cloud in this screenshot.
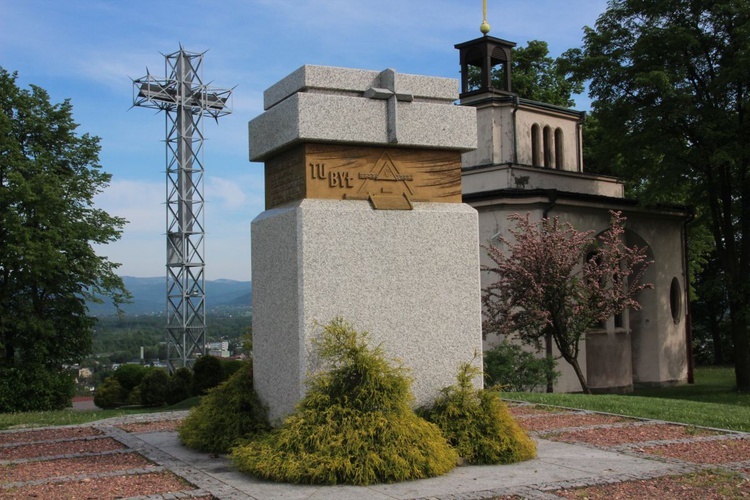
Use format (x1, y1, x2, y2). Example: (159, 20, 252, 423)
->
(207, 176, 248, 210)
(94, 179, 163, 234)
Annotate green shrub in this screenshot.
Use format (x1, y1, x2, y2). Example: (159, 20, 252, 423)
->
(220, 359, 245, 379)
(484, 340, 559, 392)
(138, 368, 169, 407)
(230, 318, 457, 485)
(0, 366, 75, 412)
(94, 377, 126, 409)
(192, 355, 224, 395)
(420, 362, 536, 465)
(127, 385, 142, 406)
(167, 367, 193, 405)
(179, 360, 269, 453)
(112, 364, 151, 394)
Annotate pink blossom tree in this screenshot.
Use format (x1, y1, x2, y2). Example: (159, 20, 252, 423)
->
(482, 211, 652, 394)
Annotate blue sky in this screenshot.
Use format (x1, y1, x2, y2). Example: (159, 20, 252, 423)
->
(1, 0, 608, 281)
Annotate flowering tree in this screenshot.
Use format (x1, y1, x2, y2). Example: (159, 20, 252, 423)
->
(482, 211, 652, 394)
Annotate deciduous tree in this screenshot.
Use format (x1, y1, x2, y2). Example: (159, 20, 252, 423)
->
(0, 68, 127, 411)
(512, 40, 584, 108)
(482, 212, 651, 394)
(578, 0, 750, 391)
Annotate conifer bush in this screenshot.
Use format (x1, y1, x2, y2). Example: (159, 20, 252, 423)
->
(230, 318, 457, 485)
(166, 367, 193, 405)
(420, 362, 537, 465)
(178, 360, 269, 454)
(93, 377, 125, 409)
(484, 340, 559, 392)
(137, 368, 169, 407)
(112, 364, 150, 395)
(191, 355, 224, 395)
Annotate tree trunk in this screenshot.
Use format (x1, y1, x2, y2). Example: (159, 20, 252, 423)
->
(730, 296, 750, 392)
(545, 332, 554, 392)
(566, 355, 591, 395)
(708, 306, 725, 365)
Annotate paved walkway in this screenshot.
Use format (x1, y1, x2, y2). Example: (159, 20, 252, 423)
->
(97, 409, 748, 499)
(124, 426, 693, 499)
(2, 407, 749, 499)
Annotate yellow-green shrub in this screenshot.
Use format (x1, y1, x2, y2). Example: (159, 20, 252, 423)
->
(420, 362, 536, 465)
(230, 318, 457, 485)
(178, 360, 269, 453)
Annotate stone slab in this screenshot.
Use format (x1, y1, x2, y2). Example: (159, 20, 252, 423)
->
(249, 92, 477, 161)
(135, 432, 686, 500)
(264, 65, 458, 110)
(251, 199, 483, 423)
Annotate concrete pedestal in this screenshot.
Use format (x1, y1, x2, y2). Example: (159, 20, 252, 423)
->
(252, 199, 482, 422)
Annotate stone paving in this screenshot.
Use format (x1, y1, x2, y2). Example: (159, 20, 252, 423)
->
(0, 406, 748, 499)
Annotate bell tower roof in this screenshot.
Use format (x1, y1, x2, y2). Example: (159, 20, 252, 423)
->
(455, 35, 517, 103)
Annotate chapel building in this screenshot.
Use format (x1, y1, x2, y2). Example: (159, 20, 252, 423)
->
(457, 34, 693, 392)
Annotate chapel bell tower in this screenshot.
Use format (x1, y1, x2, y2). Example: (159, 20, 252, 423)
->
(455, 35, 517, 103)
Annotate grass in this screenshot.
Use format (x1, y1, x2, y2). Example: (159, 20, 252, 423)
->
(0, 398, 201, 431)
(2, 367, 748, 432)
(504, 366, 750, 432)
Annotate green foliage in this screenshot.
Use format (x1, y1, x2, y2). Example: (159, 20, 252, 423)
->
(512, 41, 584, 108)
(220, 359, 245, 379)
(94, 377, 125, 410)
(127, 385, 142, 406)
(90, 314, 251, 364)
(95, 364, 158, 408)
(112, 364, 150, 394)
(137, 368, 169, 407)
(192, 355, 224, 396)
(468, 40, 584, 107)
(484, 341, 559, 392)
(0, 67, 128, 412)
(420, 362, 536, 465)
(578, 0, 750, 390)
(230, 318, 457, 485)
(167, 367, 193, 405)
(0, 366, 74, 412)
(179, 361, 269, 454)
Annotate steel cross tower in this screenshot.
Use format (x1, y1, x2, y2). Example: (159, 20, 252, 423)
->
(132, 48, 232, 372)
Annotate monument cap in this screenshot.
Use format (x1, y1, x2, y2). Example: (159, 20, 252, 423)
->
(249, 65, 477, 162)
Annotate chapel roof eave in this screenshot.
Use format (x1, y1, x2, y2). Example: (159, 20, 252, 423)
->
(459, 93, 586, 120)
(462, 187, 694, 221)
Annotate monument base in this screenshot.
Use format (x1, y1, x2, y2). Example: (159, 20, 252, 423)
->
(251, 199, 482, 423)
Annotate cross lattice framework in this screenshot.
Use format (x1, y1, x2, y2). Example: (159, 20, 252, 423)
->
(132, 48, 232, 372)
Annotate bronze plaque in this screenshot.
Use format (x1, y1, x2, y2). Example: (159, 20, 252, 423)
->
(264, 143, 462, 210)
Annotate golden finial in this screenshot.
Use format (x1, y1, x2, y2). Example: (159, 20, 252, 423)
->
(480, 0, 491, 34)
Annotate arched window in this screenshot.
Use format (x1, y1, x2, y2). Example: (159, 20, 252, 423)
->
(543, 126, 553, 168)
(670, 277, 682, 323)
(555, 128, 564, 169)
(531, 124, 541, 166)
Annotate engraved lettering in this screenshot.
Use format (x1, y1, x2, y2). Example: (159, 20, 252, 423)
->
(310, 162, 326, 180)
(328, 171, 353, 188)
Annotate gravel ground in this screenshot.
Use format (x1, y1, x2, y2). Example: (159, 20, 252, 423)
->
(0, 405, 747, 499)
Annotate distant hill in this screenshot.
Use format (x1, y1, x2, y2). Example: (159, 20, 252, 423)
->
(87, 276, 252, 316)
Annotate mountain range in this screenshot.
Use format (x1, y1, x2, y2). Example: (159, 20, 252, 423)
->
(87, 276, 252, 316)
